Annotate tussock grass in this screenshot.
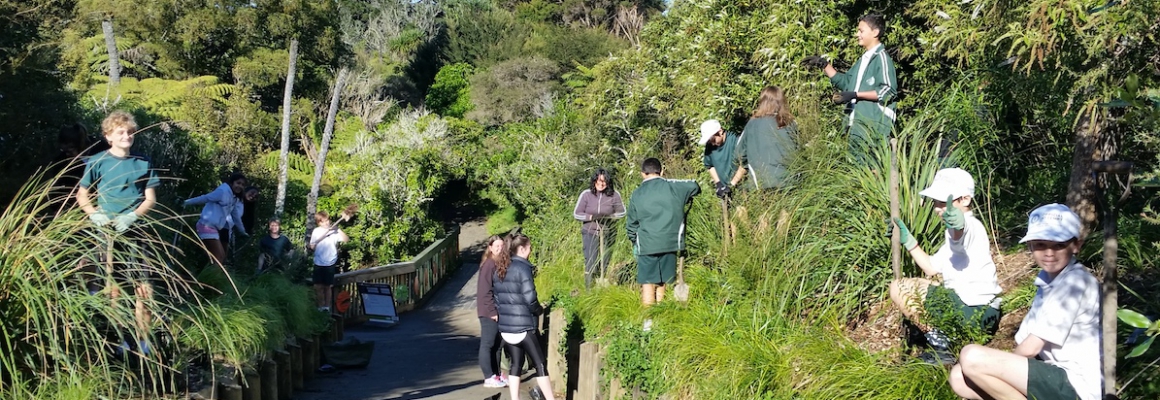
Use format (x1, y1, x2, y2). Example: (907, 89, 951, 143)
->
(0, 170, 324, 398)
(525, 88, 995, 398)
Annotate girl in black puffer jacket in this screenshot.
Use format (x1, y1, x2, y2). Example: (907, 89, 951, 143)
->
(492, 233, 556, 400)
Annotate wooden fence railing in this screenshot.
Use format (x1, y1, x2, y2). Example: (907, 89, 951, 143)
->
(333, 226, 461, 321)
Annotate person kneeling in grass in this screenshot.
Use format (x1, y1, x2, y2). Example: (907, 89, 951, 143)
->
(890, 168, 1002, 352)
(949, 204, 1101, 400)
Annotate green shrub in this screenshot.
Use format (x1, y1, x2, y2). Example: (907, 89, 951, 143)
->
(486, 207, 520, 235)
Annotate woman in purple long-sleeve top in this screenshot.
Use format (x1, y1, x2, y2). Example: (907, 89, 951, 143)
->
(476, 235, 508, 388)
(572, 168, 625, 289)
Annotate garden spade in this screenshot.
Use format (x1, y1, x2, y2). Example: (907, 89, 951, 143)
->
(595, 224, 610, 288)
(722, 198, 730, 258)
(673, 253, 689, 302)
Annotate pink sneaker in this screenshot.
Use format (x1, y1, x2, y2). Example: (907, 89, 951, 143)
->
(483, 375, 505, 388)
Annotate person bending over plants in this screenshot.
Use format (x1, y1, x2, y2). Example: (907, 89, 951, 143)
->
(573, 168, 626, 289)
(183, 172, 249, 265)
(890, 168, 1002, 358)
(803, 13, 898, 166)
(492, 233, 556, 400)
(949, 204, 1100, 400)
(727, 86, 797, 191)
(626, 157, 700, 310)
(76, 110, 161, 354)
(697, 119, 740, 198)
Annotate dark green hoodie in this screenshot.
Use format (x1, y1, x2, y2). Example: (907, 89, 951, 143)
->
(625, 177, 700, 255)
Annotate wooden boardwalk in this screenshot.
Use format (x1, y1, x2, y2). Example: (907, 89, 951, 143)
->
(296, 220, 538, 400)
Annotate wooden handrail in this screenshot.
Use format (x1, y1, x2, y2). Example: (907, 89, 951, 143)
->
(332, 226, 461, 320)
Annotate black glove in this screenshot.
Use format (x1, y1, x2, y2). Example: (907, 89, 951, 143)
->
(802, 55, 830, 70)
(832, 91, 857, 104)
(715, 181, 727, 198)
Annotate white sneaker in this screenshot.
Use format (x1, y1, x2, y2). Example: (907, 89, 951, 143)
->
(483, 375, 505, 388)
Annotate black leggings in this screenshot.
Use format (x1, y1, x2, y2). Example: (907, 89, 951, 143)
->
(504, 330, 548, 378)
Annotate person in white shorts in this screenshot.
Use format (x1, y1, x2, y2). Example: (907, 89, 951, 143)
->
(889, 168, 1002, 349)
(949, 203, 1101, 400)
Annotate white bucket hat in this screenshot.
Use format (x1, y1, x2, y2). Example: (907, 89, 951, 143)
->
(1020, 203, 1081, 243)
(919, 168, 975, 201)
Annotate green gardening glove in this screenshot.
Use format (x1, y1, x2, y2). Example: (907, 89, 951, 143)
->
(941, 195, 966, 231)
(89, 212, 112, 227)
(113, 213, 138, 233)
(893, 217, 918, 251)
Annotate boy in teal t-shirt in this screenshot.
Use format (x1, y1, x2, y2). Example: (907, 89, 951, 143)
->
(76, 110, 161, 353)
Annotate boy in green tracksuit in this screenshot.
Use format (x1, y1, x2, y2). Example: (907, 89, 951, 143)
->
(804, 13, 898, 165)
(76, 110, 161, 354)
(698, 119, 739, 198)
(625, 158, 700, 307)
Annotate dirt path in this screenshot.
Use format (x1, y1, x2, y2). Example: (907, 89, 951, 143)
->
(295, 220, 539, 400)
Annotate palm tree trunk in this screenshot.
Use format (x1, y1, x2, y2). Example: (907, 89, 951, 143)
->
(306, 68, 350, 233)
(101, 19, 120, 85)
(275, 39, 299, 217)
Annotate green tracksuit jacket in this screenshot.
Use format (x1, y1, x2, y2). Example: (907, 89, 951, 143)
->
(830, 43, 898, 163)
(625, 177, 700, 255)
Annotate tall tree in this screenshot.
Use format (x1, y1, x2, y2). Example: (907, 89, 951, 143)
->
(275, 39, 299, 217)
(100, 19, 120, 85)
(306, 67, 350, 232)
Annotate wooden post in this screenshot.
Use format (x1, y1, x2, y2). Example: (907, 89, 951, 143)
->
(576, 342, 602, 400)
(261, 358, 278, 400)
(609, 377, 626, 400)
(220, 384, 243, 400)
(301, 337, 316, 380)
(275, 350, 292, 400)
(289, 342, 303, 390)
(547, 309, 567, 392)
(242, 367, 260, 400)
(332, 314, 344, 342)
(889, 138, 901, 280)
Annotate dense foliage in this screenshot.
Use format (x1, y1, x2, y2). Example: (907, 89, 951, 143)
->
(2, 0, 1158, 397)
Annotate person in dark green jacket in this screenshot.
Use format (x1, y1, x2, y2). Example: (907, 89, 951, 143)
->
(625, 158, 700, 307)
(698, 119, 739, 198)
(804, 13, 898, 166)
(728, 86, 797, 190)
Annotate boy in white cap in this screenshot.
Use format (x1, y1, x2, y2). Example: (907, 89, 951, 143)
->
(698, 119, 739, 199)
(889, 168, 1002, 352)
(949, 204, 1101, 400)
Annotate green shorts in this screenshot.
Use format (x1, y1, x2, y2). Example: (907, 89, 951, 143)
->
(1027, 358, 1079, 400)
(635, 252, 677, 285)
(924, 285, 1001, 334)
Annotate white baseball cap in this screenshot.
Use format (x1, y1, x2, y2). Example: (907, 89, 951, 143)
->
(919, 168, 975, 201)
(1020, 203, 1081, 243)
(698, 120, 722, 146)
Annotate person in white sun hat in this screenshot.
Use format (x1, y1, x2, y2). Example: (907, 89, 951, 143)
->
(889, 167, 1003, 355)
(697, 119, 740, 199)
(949, 203, 1101, 400)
